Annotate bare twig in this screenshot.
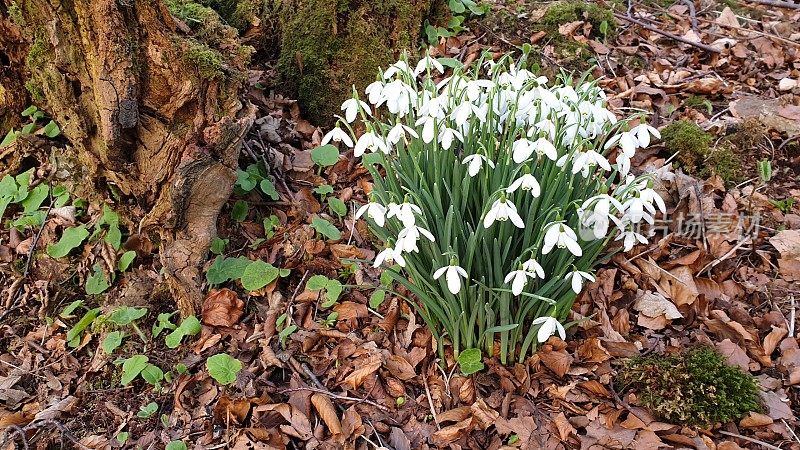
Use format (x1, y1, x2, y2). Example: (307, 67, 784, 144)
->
(24, 186, 53, 277)
(681, 0, 699, 32)
(741, 0, 800, 9)
(278, 387, 389, 411)
(718, 430, 783, 450)
(615, 13, 721, 53)
(422, 371, 441, 430)
(0, 419, 89, 450)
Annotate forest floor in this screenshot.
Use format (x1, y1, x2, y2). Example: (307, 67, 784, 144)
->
(1, 0, 800, 449)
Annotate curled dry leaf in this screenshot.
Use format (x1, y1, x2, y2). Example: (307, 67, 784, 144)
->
(311, 393, 342, 436)
(431, 417, 473, 447)
(202, 288, 244, 327)
(342, 354, 381, 390)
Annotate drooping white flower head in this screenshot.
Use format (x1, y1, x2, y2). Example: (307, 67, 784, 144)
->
(374, 246, 405, 268)
(632, 123, 661, 148)
(355, 202, 387, 227)
(341, 98, 371, 123)
(572, 150, 611, 177)
(396, 224, 435, 253)
(484, 198, 525, 229)
(616, 228, 648, 252)
(387, 201, 422, 227)
(532, 316, 566, 343)
(506, 173, 541, 197)
(504, 268, 536, 296)
(462, 154, 495, 177)
(542, 222, 582, 256)
(321, 127, 354, 148)
(382, 60, 412, 80)
(433, 264, 469, 295)
(387, 123, 419, 145)
(565, 270, 595, 294)
(413, 55, 445, 76)
(354, 132, 389, 157)
(522, 258, 546, 280)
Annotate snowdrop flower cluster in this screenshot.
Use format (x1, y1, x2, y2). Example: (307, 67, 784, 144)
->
(327, 51, 664, 363)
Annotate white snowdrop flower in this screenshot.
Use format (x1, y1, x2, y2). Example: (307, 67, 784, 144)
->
(320, 127, 354, 148)
(382, 80, 417, 117)
(616, 152, 632, 177)
(534, 137, 558, 161)
(542, 222, 582, 256)
(415, 116, 438, 144)
(418, 95, 447, 119)
(341, 98, 371, 123)
(483, 198, 525, 229)
(374, 246, 405, 268)
(511, 138, 535, 163)
(532, 316, 566, 343)
(354, 132, 389, 157)
(387, 201, 422, 227)
(506, 173, 541, 197)
(632, 123, 661, 148)
(622, 196, 656, 224)
(438, 126, 463, 150)
(387, 123, 418, 145)
(396, 224, 435, 253)
(579, 195, 624, 239)
(572, 150, 611, 177)
(640, 186, 666, 215)
(565, 270, 595, 294)
(531, 119, 557, 142)
(616, 228, 648, 252)
(522, 258, 545, 279)
(382, 60, 412, 80)
(355, 201, 387, 227)
(451, 101, 475, 127)
(413, 55, 444, 76)
(504, 267, 536, 296)
(462, 154, 494, 177)
(433, 264, 469, 295)
(365, 80, 385, 105)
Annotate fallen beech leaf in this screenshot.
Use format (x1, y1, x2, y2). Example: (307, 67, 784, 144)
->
(664, 266, 699, 306)
(213, 396, 250, 425)
(311, 393, 342, 435)
(739, 412, 773, 427)
(470, 399, 499, 429)
(634, 290, 683, 320)
(384, 354, 416, 381)
(716, 339, 750, 371)
(343, 355, 381, 390)
(763, 326, 788, 356)
(761, 390, 795, 420)
(202, 288, 244, 327)
(539, 348, 573, 377)
(553, 412, 576, 441)
(577, 338, 611, 363)
(341, 406, 364, 441)
(431, 417, 472, 447)
(716, 7, 740, 28)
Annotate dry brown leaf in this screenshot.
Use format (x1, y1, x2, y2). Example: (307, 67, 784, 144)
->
(539, 348, 573, 377)
(342, 355, 381, 390)
(431, 417, 472, 447)
(384, 354, 416, 381)
(311, 393, 342, 436)
(634, 290, 683, 320)
(470, 399, 499, 430)
(202, 288, 244, 327)
(716, 339, 750, 371)
(664, 266, 699, 306)
(577, 338, 611, 363)
(213, 396, 250, 425)
(553, 412, 576, 441)
(763, 326, 788, 356)
(716, 7, 740, 28)
(739, 412, 773, 428)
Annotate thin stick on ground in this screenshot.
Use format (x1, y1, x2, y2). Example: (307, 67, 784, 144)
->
(718, 430, 784, 450)
(741, 0, 800, 9)
(615, 13, 722, 53)
(422, 370, 441, 430)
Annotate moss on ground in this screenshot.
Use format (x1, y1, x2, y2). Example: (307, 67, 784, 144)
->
(537, 1, 616, 37)
(662, 119, 744, 184)
(183, 41, 225, 80)
(619, 347, 761, 426)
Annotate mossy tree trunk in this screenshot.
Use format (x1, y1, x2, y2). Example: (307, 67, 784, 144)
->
(272, 0, 442, 125)
(0, 0, 256, 316)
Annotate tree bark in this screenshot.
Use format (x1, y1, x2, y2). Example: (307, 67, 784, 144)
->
(1, 0, 256, 316)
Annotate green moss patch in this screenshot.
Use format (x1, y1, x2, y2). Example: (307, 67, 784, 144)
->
(619, 347, 761, 426)
(662, 119, 743, 184)
(537, 1, 616, 37)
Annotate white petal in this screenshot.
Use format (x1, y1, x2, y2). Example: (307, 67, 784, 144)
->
(446, 268, 461, 294)
(565, 236, 583, 257)
(433, 266, 448, 279)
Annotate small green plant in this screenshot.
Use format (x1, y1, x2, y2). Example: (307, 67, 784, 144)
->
(1, 105, 61, 149)
(65, 307, 101, 347)
(770, 197, 795, 213)
(205, 256, 290, 290)
(306, 274, 343, 308)
(1, 169, 69, 230)
(424, 0, 487, 45)
(311, 144, 340, 167)
(166, 440, 188, 450)
(206, 353, 242, 385)
(457, 348, 484, 375)
(618, 347, 761, 426)
(684, 95, 714, 114)
(320, 311, 338, 328)
(276, 312, 297, 349)
(137, 402, 159, 419)
(164, 315, 201, 348)
(115, 432, 129, 444)
(310, 215, 341, 240)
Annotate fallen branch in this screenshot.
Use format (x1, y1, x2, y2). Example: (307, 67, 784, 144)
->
(614, 13, 721, 53)
(742, 0, 800, 9)
(718, 430, 783, 450)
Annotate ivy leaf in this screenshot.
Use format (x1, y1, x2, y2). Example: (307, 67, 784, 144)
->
(46, 226, 89, 258)
(240, 260, 280, 292)
(166, 441, 187, 450)
(165, 315, 201, 348)
(118, 251, 136, 271)
(306, 275, 329, 291)
(21, 106, 38, 117)
(43, 120, 61, 138)
(231, 200, 249, 222)
(314, 184, 334, 195)
(85, 264, 110, 295)
(236, 169, 257, 192)
(121, 355, 149, 385)
(206, 353, 242, 385)
(141, 364, 164, 386)
(457, 348, 484, 375)
(369, 289, 386, 309)
(20, 184, 48, 213)
(205, 256, 251, 285)
(448, 0, 466, 13)
(311, 216, 341, 241)
(102, 331, 124, 354)
(137, 401, 158, 418)
(259, 178, 280, 200)
(328, 197, 347, 216)
(108, 306, 148, 326)
(0, 129, 16, 149)
(311, 144, 339, 167)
